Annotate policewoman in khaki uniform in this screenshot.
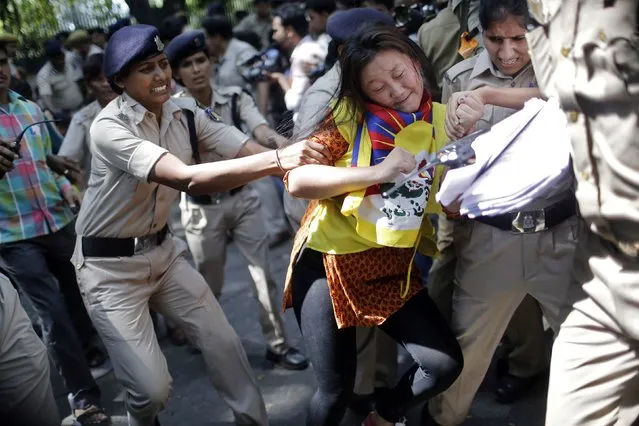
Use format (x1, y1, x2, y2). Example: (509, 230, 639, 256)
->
(166, 30, 309, 370)
(427, 1, 550, 407)
(418, 0, 483, 87)
(72, 25, 328, 426)
(426, 1, 579, 423)
(525, 1, 639, 424)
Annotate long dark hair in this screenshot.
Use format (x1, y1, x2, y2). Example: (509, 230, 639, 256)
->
(335, 23, 440, 121)
(290, 23, 440, 143)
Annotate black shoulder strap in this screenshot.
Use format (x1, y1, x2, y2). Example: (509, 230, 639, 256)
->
(182, 108, 201, 164)
(231, 93, 242, 130)
(460, 0, 470, 35)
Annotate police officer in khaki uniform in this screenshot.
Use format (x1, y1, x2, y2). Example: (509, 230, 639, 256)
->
(429, 45, 551, 405)
(36, 39, 85, 115)
(525, 1, 639, 425)
(166, 30, 309, 370)
(202, 15, 258, 92)
(0, 266, 60, 426)
(72, 25, 328, 426)
(203, 15, 292, 245)
(427, 13, 550, 406)
(0, 149, 59, 426)
(418, 0, 482, 87)
(425, 0, 579, 423)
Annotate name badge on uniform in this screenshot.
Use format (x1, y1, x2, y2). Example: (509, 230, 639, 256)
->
(116, 112, 131, 124)
(204, 107, 222, 123)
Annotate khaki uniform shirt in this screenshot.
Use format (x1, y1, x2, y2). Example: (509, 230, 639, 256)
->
(234, 13, 272, 50)
(443, 49, 538, 129)
(211, 86, 267, 135)
(441, 49, 570, 250)
(174, 85, 266, 160)
(527, 0, 639, 338)
(215, 38, 258, 92)
(527, 0, 639, 243)
(418, 0, 482, 87)
(75, 93, 249, 238)
(36, 53, 84, 112)
(58, 100, 102, 188)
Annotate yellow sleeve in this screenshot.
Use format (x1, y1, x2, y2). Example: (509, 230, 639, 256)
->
(423, 102, 448, 216)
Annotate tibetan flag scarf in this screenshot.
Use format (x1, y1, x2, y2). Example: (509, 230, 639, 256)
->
(333, 93, 445, 249)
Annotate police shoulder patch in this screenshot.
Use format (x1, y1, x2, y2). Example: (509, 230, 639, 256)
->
(204, 107, 222, 123)
(116, 112, 131, 124)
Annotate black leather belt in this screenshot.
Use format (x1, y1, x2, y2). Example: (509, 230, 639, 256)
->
(474, 194, 577, 233)
(187, 185, 245, 205)
(82, 225, 169, 257)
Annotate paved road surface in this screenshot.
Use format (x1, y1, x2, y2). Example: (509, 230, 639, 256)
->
(51, 235, 547, 425)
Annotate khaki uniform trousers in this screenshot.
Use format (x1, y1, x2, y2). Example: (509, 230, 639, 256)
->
(353, 328, 398, 395)
(546, 226, 639, 426)
(0, 272, 60, 426)
(73, 235, 267, 426)
(429, 216, 580, 425)
(180, 188, 288, 353)
(249, 177, 289, 237)
(428, 214, 550, 378)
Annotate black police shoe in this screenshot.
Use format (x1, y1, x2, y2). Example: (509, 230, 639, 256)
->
(265, 347, 309, 370)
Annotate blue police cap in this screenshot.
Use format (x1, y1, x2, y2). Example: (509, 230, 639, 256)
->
(104, 24, 165, 94)
(327, 8, 395, 44)
(165, 30, 207, 70)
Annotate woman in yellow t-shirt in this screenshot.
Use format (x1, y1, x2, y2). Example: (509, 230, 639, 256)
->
(282, 24, 462, 426)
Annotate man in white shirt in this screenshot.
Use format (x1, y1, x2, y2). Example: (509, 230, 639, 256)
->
(203, 15, 258, 91)
(305, 0, 336, 52)
(269, 3, 327, 120)
(36, 39, 85, 114)
(58, 53, 117, 189)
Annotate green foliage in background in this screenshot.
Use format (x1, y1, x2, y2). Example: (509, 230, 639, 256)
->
(0, 0, 123, 60)
(1, 0, 253, 66)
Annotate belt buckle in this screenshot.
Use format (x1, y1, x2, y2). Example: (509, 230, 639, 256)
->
(511, 209, 546, 233)
(134, 235, 154, 254)
(210, 192, 231, 204)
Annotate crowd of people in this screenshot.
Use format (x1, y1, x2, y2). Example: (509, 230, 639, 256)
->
(0, 0, 637, 425)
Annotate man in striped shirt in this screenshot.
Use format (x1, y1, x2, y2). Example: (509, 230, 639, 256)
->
(0, 45, 110, 425)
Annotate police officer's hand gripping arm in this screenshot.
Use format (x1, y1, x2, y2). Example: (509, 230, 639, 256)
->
(99, 25, 331, 197)
(445, 86, 542, 139)
(150, 135, 329, 195)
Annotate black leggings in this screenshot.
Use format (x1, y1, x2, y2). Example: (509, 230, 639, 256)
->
(291, 248, 463, 425)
